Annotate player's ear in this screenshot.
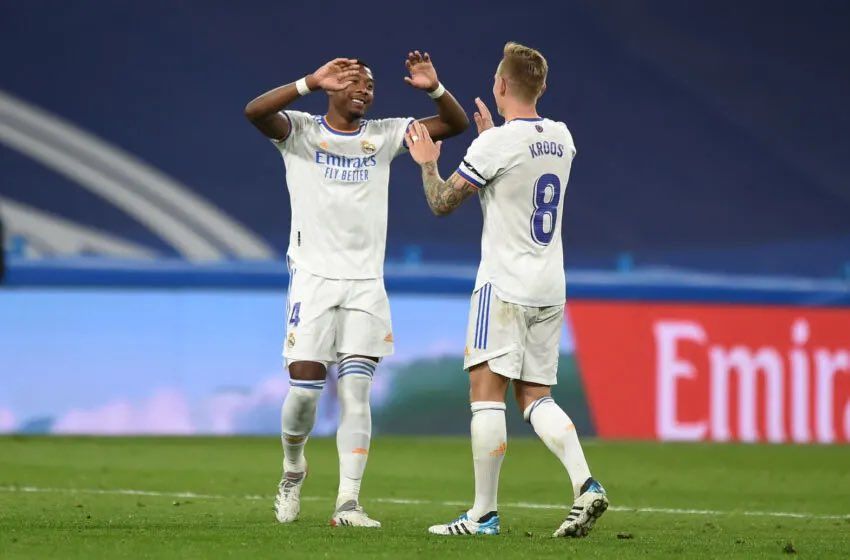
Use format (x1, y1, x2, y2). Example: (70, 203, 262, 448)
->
(498, 76, 508, 97)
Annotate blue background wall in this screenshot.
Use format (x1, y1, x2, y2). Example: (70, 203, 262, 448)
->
(2, 0, 849, 276)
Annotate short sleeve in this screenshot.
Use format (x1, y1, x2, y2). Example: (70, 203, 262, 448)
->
(562, 121, 577, 158)
(271, 110, 314, 150)
(384, 117, 415, 159)
(456, 128, 504, 188)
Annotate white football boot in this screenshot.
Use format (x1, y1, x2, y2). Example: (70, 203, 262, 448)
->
(428, 511, 500, 536)
(553, 477, 608, 538)
(330, 499, 381, 528)
(274, 469, 306, 523)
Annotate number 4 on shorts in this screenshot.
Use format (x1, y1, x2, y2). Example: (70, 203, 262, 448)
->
(289, 302, 301, 327)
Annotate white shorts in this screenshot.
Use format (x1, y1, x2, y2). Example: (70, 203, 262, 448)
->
(283, 262, 394, 366)
(463, 283, 563, 386)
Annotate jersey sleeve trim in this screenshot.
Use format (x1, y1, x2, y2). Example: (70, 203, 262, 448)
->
(269, 111, 294, 144)
(457, 158, 488, 188)
(400, 118, 415, 151)
(456, 166, 485, 189)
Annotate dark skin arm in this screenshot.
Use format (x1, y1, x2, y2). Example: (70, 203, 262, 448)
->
(244, 58, 360, 140)
(403, 51, 469, 140)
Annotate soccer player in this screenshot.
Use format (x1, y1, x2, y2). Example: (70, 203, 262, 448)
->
(244, 53, 468, 527)
(405, 42, 608, 538)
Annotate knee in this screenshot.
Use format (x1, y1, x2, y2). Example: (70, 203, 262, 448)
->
(337, 378, 372, 417)
(341, 400, 370, 419)
(282, 386, 322, 433)
(468, 363, 509, 402)
(340, 402, 370, 425)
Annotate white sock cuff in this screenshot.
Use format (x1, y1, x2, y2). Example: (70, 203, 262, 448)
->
(523, 396, 555, 422)
(289, 379, 326, 391)
(338, 356, 377, 380)
(471, 401, 507, 414)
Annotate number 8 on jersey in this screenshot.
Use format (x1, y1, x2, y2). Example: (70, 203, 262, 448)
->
(531, 173, 561, 246)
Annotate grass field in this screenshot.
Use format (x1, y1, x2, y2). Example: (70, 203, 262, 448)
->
(1, 437, 849, 558)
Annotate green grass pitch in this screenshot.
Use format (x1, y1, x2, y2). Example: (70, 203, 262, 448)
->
(1, 436, 849, 558)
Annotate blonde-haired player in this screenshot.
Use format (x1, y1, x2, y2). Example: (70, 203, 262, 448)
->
(406, 42, 608, 538)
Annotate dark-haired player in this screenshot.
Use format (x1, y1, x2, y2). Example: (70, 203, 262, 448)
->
(245, 52, 468, 527)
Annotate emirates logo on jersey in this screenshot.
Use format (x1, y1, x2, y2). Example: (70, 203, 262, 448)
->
(361, 139, 376, 154)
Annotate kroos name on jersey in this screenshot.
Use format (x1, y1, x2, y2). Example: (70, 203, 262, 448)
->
(528, 141, 566, 159)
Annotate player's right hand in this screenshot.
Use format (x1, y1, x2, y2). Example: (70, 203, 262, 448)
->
(310, 58, 360, 92)
(473, 97, 494, 134)
(406, 121, 442, 165)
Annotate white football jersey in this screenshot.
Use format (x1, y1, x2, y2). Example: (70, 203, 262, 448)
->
(457, 118, 576, 307)
(272, 110, 412, 279)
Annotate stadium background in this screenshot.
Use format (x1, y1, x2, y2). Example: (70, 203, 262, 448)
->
(1, 0, 849, 443)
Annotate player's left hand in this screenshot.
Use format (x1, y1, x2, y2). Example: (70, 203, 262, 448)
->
(406, 121, 442, 164)
(473, 97, 495, 134)
(404, 51, 439, 92)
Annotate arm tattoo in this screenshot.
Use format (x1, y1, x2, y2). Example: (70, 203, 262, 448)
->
(421, 164, 477, 216)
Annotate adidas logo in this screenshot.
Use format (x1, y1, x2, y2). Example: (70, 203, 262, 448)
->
(489, 442, 507, 457)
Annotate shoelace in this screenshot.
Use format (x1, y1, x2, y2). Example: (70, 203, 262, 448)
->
(278, 476, 303, 497)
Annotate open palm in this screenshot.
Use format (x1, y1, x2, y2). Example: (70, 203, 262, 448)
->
(473, 97, 494, 134)
(313, 58, 360, 91)
(404, 51, 439, 91)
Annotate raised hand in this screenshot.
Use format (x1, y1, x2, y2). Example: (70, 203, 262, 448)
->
(405, 121, 442, 164)
(311, 58, 360, 92)
(404, 50, 440, 92)
(473, 97, 495, 134)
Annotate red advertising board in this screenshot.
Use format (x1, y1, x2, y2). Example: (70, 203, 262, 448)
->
(569, 302, 850, 443)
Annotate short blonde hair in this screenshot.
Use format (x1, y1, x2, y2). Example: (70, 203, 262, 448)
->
(497, 41, 548, 102)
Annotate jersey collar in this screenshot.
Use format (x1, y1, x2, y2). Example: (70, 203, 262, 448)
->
(508, 117, 544, 122)
(321, 116, 365, 136)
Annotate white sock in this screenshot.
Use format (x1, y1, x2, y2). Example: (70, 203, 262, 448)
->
(468, 401, 507, 521)
(335, 356, 376, 507)
(524, 396, 591, 497)
(280, 380, 324, 474)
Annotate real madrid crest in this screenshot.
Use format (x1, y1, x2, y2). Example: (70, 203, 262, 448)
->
(361, 139, 376, 154)
(287, 332, 296, 349)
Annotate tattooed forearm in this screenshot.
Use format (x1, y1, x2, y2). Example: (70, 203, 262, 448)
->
(421, 164, 477, 216)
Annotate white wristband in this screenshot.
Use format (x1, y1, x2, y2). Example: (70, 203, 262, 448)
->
(295, 77, 311, 96)
(427, 82, 446, 99)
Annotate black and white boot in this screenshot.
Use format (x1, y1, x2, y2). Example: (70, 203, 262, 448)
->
(553, 478, 608, 538)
